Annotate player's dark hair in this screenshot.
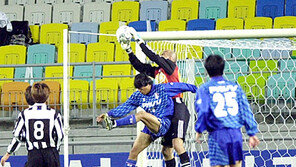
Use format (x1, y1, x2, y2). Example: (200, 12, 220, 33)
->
(134, 73, 153, 89)
(25, 86, 35, 106)
(204, 54, 225, 77)
(31, 82, 50, 103)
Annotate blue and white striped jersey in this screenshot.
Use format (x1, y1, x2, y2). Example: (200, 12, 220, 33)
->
(195, 76, 258, 136)
(108, 82, 197, 119)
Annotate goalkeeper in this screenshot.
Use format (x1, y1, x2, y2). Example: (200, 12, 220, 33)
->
(97, 73, 197, 167)
(117, 26, 191, 167)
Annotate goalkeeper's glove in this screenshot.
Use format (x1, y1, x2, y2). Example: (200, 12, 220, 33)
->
(120, 40, 132, 54)
(129, 27, 144, 44)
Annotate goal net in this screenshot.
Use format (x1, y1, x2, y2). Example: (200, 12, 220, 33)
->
(142, 37, 296, 167)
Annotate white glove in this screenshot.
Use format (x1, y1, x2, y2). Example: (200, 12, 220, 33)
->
(129, 27, 144, 44)
(120, 40, 132, 54)
(116, 25, 133, 53)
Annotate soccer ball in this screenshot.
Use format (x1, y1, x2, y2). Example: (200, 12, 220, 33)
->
(116, 25, 132, 44)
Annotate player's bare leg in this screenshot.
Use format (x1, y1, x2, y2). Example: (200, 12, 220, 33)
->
(135, 110, 161, 133)
(230, 161, 242, 167)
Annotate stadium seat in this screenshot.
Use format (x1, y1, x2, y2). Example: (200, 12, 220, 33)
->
(45, 66, 74, 85)
(1, 82, 30, 111)
(29, 25, 40, 44)
(0, 5, 24, 21)
(249, 60, 278, 79)
(232, 39, 261, 59)
(61, 80, 89, 109)
(90, 79, 118, 109)
(195, 76, 206, 86)
(39, 81, 60, 110)
(159, 20, 186, 31)
(86, 42, 115, 62)
(266, 73, 296, 100)
(187, 19, 215, 30)
(140, 1, 168, 23)
(64, 0, 92, 3)
(58, 43, 86, 63)
(274, 16, 296, 28)
(175, 44, 203, 60)
(279, 59, 296, 72)
(0, 68, 14, 89)
(103, 64, 132, 77)
(224, 61, 248, 82)
(119, 77, 135, 103)
(40, 23, 68, 48)
(244, 17, 273, 29)
(261, 38, 292, 59)
(73, 65, 102, 82)
(195, 61, 206, 76)
(99, 21, 126, 43)
(27, 44, 56, 64)
(8, 0, 35, 5)
(36, 0, 64, 4)
(286, 0, 296, 16)
(147, 41, 175, 56)
(52, 3, 81, 24)
(70, 22, 99, 44)
(171, 0, 199, 21)
(128, 21, 157, 32)
(0, 45, 26, 65)
(112, 1, 140, 23)
(14, 67, 43, 83)
(82, 2, 111, 24)
(256, 0, 285, 19)
(203, 41, 232, 59)
(228, 0, 256, 20)
(237, 74, 266, 101)
(24, 4, 52, 25)
(199, 0, 227, 20)
(115, 42, 136, 61)
(216, 18, 244, 30)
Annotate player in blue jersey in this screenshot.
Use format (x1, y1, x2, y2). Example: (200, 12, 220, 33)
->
(97, 73, 197, 167)
(195, 55, 260, 167)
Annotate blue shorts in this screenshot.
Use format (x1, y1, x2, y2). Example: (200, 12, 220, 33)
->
(142, 117, 171, 141)
(208, 128, 243, 166)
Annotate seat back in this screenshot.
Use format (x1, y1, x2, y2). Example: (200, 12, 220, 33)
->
(73, 65, 102, 82)
(228, 0, 256, 20)
(171, 0, 199, 21)
(0, 5, 24, 21)
(14, 67, 43, 83)
(286, 0, 296, 16)
(199, 0, 227, 20)
(232, 39, 261, 59)
(86, 42, 115, 62)
(45, 66, 74, 85)
(27, 44, 56, 64)
(245, 17, 272, 29)
(274, 16, 296, 28)
(128, 21, 157, 31)
(119, 78, 135, 103)
(58, 43, 86, 63)
(103, 64, 132, 77)
(140, 1, 168, 23)
(256, 0, 284, 19)
(52, 3, 81, 24)
(0, 45, 26, 64)
(99, 21, 126, 43)
(112, 1, 140, 23)
(83, 2, 111, 23)
(159, 20, 186, 31)
(0, 68, 14, 89)
(70, 22, 99, 44)
(24, 4, 52, 25)
(115, 42, 135, 61)
(40, 23, 68, 48)
(216, 18, 244, 30)
(187, 19, 215, 30)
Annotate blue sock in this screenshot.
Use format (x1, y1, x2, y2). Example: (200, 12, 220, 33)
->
(115, 114, 136, 127)
(126, 159, 137, 167)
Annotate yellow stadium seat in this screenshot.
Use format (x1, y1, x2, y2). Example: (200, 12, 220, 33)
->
(112, 1, 140, 23)
(159, 20, 186, 31)
(115, 42, 136, 61)
(90, 79, 118, 109)
(1, 82, 30, 111)
(40, 23, 68, 48)
(45, 66, 73, 85)
(58, 43, 86, 63)
(245, 17, 273, 29)
(274, 16, 296, 28)
(0, 45, 26, 65)
(119, 77, 135, 103)
(61, 80, 89, 109)
(216, 18, 244, 30)
(171, 0, 199, 21)
(228, 0, 256, 20)
(0, 68, 14, 89)
(103, 64, 132, 76)
(175, 43, 203, 60)
(30, 25, 40, 43)
(39, 81, 60, 110)
(86, 42, 115, 62)
(147, 41, 175, 55)
(99, 21, 127, 43)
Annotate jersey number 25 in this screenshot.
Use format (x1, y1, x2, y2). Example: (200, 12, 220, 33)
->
(213, 92, 238, 118)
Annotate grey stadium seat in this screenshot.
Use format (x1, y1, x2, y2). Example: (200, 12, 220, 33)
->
(24, 4, 52, 25)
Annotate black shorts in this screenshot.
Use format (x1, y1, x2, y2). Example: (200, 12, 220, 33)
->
(161, 98, 190, 147)
(25, 147, 60, 167)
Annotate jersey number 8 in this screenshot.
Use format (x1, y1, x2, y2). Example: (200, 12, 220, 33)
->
(213, 92, 238, 118)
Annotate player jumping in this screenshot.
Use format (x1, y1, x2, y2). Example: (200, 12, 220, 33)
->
(97, 73, 197, 167)
(195, 55, 260, 167)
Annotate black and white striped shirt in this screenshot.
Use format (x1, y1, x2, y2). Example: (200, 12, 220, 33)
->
(7, 103, 64, 154)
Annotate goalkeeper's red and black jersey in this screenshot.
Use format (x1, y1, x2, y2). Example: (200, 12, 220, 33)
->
(128, 43, 182, 98)
(7, 103, 64, 154)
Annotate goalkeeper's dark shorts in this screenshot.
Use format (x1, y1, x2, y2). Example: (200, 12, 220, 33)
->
(161, 98, 190, 147)
(25, 147, 60, 167)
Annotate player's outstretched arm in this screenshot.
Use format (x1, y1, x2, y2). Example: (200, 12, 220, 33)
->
(249, 135, 260, 148)
(1, 153, 10, 166)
